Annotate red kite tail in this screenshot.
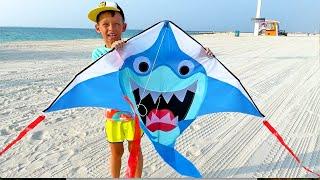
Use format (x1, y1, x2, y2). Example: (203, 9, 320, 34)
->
(263, 120, 320, 177)
(124, 96, 142, 178)
(0, 115, 46, 156)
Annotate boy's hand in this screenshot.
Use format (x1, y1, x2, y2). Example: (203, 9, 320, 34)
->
(111, 40, 126, 50)
(205, 47, 215, 58)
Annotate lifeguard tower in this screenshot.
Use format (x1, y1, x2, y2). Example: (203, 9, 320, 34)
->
(258, 19, 280, 36)
(252, 0, 284, 36)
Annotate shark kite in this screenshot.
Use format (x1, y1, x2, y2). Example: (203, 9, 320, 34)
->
(1, 21, 319, 178)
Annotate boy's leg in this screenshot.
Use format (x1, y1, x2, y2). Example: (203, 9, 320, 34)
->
(128, 141, 143, 178)
(109, 142, 124, 178)
(105, 118, 126, 177)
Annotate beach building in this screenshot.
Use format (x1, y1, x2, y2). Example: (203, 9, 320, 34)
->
(252, 0, 285, 36)
(255, 19, 281, 36)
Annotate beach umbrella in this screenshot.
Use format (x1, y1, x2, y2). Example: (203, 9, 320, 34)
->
(0, 20, 319, 178)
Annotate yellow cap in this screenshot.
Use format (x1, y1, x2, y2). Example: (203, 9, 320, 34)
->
(88, 2, 120, 23)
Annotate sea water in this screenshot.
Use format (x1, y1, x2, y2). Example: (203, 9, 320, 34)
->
(0, 27, 202, 42)
(0, 27, 142, 42)
(0, 27, 202, 61)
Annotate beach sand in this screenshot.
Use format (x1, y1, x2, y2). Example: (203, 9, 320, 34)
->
(0, 34, 319, 178)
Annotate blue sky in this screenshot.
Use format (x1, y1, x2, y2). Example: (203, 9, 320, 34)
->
(0, 0, 319, 32)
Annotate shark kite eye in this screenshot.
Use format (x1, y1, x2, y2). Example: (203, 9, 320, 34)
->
(178, 60, 194, 76)
(133, 56, 151, 74)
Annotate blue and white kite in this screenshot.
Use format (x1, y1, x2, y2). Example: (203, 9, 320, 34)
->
(1, 21, 319, 178)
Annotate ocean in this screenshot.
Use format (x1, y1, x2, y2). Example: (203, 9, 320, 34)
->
(0, 27, 203, 61)
(0, 27, 142, 42)
(0, 27, 201, 42)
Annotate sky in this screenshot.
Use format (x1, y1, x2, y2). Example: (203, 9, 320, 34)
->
(0, 0, 319, 33)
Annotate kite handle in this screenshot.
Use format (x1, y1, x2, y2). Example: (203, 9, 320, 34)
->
(263, 120, 320, 177)
(124, 96, 142, 178)
(0, 115, 46, 156)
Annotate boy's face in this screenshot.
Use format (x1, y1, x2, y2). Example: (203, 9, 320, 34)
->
(95, 11, 127, 47)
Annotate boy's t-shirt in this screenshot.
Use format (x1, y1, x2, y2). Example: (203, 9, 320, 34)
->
(91, 45, 111, 60)
(92, 45, 133, 121)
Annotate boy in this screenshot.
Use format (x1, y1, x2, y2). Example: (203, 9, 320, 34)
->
(88, 2, 142, 178)
(88, 1, 214, 178)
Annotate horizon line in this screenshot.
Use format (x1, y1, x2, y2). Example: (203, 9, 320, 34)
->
(0, 26, 318, 34)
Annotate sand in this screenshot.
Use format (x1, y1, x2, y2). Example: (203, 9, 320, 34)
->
(0, 34, 319, 178)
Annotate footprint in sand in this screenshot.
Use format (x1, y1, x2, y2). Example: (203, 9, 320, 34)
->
(55, 117, 63, 123)
(30, 130, 48, 140)
(8, 123, 19, 130)
(143, 165, 157, 176)
(190, 124, 202, 131)
(186, 144, 202, 157)
(149, 164, 158, 172)
(0, 128, 10, 136)
(0, 110, 12, 116)
(74, 166, 88, 177)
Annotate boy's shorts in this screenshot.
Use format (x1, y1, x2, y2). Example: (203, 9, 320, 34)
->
(105, 118, 143, 143)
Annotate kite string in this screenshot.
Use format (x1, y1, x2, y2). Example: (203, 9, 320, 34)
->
(134, 26, 167, 144)
(155, 97, 161, 115)
(137, 27, 168, 111)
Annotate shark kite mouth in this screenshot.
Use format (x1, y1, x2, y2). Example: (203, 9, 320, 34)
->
(131, 81, 197, 132)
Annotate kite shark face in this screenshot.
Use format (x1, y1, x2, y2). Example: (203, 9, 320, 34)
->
(119, 25, 208, 146)
(120, 58, 207, 146)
